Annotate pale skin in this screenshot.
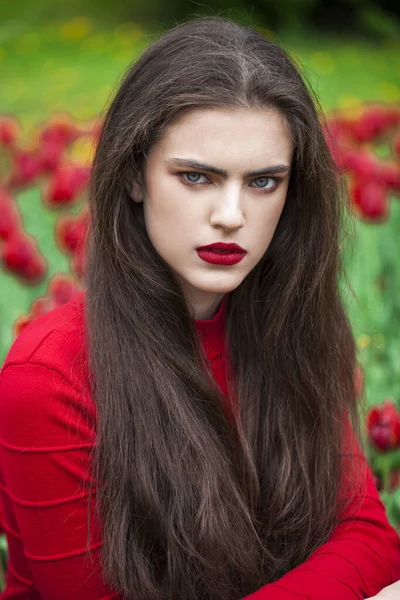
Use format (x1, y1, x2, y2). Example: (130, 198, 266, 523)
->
(127, 106, 400, 597)
(365, 581, 400, 599)
(129, 106, 293, 319)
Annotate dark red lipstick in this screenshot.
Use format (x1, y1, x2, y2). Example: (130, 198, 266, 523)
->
(196, 242, 247, 265)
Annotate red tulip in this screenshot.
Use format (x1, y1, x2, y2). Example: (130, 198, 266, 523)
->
(332, 147, 354, 173)
(30, 296, 56, 318)
(1, 231, 33, 271)
(44, 163, 90, 207)
(326, 115, 357, 141)
(48, 274, 81, 306)
(19, 257, 47, 282)
(350, 106, 400, 143)
(374, 162, 400, 192)
(0, 231, 47, 283)
(344, 149, 378, 179)
(349, 178, 389, 222)
(0, 116, 20, 147)
(366, 399, 400, 452)
(7, 150, 43, 189)
(0, 188, 21, 240)
(55, 210, 89, 254)
(39, 117, 82, 147)
(37, 138, 65, 172)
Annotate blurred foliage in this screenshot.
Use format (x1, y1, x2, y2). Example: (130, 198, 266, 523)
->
(1, 18, 400, 401)
(0, 0, 400, 38)
(1, 9, 400, 589)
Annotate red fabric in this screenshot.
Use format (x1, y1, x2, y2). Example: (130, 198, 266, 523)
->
(0, 291, 399, 600)
(0, 503, 4, 535)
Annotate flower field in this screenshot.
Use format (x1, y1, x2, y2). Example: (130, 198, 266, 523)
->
(0, 18, 400, 586)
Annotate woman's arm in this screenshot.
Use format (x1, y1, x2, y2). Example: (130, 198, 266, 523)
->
(365, 580, 400, 599)
(244, 422, 400, 600)
(0, 360, 120, 600)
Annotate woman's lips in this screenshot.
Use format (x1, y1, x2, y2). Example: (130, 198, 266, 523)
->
(196, 249, 246, 265)
(197, 242, 246, 253)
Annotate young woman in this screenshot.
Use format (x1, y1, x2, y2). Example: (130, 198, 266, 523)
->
(0, 16, 399, 600)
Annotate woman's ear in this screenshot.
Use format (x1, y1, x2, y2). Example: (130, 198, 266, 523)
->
(127, 174, 144, 203)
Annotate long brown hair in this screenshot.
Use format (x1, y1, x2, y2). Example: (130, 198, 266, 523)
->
(84, 16, 366, 600)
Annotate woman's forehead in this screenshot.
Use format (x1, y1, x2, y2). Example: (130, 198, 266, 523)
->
(148, 107, 293, 166)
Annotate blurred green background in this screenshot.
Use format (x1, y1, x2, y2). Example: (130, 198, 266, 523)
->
(0, 2, 400, 564)
(1, 0, 400, 406)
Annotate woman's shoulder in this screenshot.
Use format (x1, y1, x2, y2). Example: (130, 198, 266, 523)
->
(0, 290, 97, 477)
(1, 290, 88, 389)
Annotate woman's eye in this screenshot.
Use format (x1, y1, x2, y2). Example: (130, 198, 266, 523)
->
(178, 172, 278, 192)
(250, 177, 277, 191)
(181, 172, 208, 184)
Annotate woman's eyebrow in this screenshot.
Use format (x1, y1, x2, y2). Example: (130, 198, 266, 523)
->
(166, 158, 291, 178)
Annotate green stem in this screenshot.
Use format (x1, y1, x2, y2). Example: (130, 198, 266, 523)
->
(381, 454, 392, 493)
(0, 560, 4, 592)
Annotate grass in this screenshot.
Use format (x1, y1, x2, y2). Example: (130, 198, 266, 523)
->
(1, 17, 400, 410)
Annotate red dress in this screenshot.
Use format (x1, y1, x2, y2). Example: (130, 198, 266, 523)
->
(0, 291, 399, 599)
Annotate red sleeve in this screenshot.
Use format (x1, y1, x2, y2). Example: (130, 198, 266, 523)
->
(2, 358, 400, 600)
(0, 361, 121, 600)
(244, 423, 400, 600)
(0, 500, 4, 534)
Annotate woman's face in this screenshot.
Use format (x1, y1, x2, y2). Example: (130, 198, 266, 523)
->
(129, 107, 293, 319)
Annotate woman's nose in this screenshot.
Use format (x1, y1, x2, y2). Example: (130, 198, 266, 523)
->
(209, 189, 245, 231)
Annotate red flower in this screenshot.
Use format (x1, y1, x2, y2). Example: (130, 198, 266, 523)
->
(374, 162, 400, 192)
(366, 399, 400, 452)
(48, 274, 81, 307)
(349, 178, 389, 223)
(37, 139, 65, 172)
(0, 231, 47, 284)
(40, 117, 82, 147)
(7, 150, 43, 189)
(350, 106, 400, 143)
(44, 163, 90, 207)
(0, 187, 21, 240)
(55, 209, 89, 254)
(0, 116, 20, 147)
(343, 149, 378, 179)
(30, 296, 56, 318)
